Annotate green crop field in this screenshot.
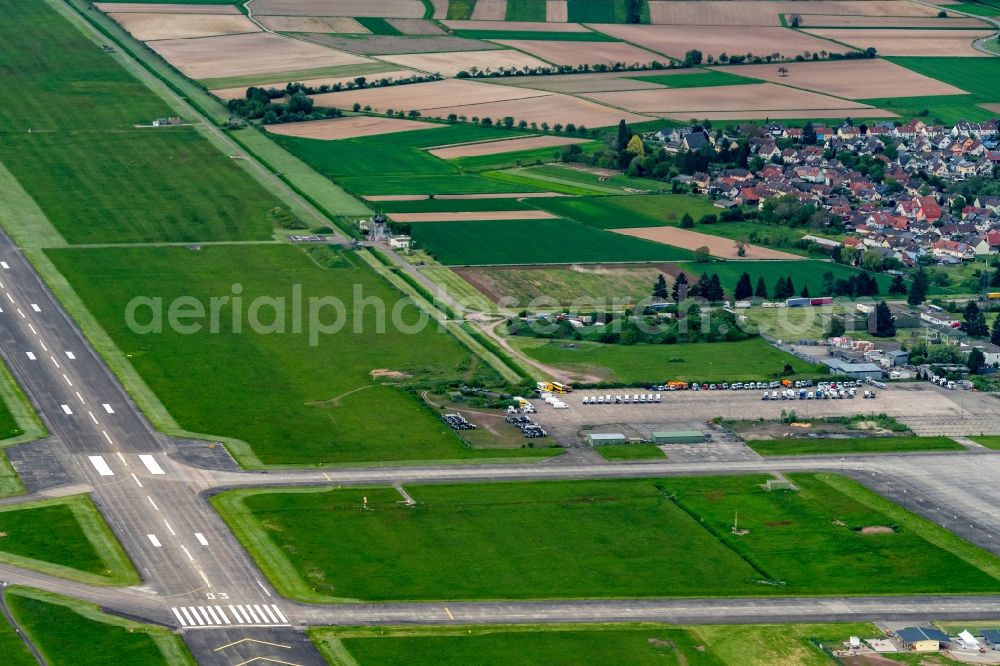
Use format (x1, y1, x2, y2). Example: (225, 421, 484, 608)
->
(355, 17, 404, 35)
(410, 218, 694, 265)
(534, 194, 720, 229)
(219, 474, 1000, 602)
(450, 142, 602, 172)
(7, 589, 191, 666)
(507, 0, 547, 21)
(447, 0, 476, 19)
(453, 29, 620, 41)
(0, 0, 286, 245)
(340, 173, 548, 196)
(748, 436, 965, 457)
(516, 337, 823, 383)
(948, 2, 1000, 16)
(858, 94, 996, 125)
(888, 57, 1000, 102)
(526, 164, 668, 192)
(379, 198, 536, 213)
(668, 260, 896, 300)
(568, 0, 619, 23)
(971, 436, 1000, 449)
(0, 496, 138, 585)
(47, 244, 552, 465)
(455, 264, 667, 306)
(631, 71, 761, 88)
(269, 124, 527, 179)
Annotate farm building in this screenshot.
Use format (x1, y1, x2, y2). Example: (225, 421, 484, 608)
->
(894, 627, 948, 652)
(586, 433, 627, 446)
(884, 350, 909, 367)
(653, 431, 706, 444)
(821, 358, 883, 380)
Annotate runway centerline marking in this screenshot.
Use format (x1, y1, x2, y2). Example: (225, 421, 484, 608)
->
(28, 324, 36, 335)
(39, 341, 47, 352)
(147, 496, 160, 511)
(16, 308, 24, 318)
(75, 391, 86, 405)
(131, 473, 143, 488)
(87, 455, 113, 476)
(101, 430, 113, 445)
(163, 520, 176, 537)
(50, 355, 60, 368)
(147, 534, 162, 547)
(180, 544, 194, 562)
(88, 411, 99, 425)
(5, 293, 13, 303)
(62, 373, 72, 386)
(256, 579, 272, 597)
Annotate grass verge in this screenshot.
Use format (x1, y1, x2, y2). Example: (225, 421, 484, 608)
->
(748, 436, 965, 457)
(0, 495, 139, 586)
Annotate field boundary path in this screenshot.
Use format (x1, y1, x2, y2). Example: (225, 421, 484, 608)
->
(912, 0, 1000, 54)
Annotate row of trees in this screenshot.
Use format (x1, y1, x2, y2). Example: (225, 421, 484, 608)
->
(227, 88, 341, 124)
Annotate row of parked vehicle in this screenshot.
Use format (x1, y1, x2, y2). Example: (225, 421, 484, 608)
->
(443, 413, 476, 430)
(582, 393, 662, 405)
(762, 381, 877, 401)
(505, 414, 547, 438)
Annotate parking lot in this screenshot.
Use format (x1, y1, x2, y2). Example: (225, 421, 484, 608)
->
(531, 382, 1000, 447)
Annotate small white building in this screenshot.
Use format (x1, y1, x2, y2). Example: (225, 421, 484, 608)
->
(388, 235, 412, 250)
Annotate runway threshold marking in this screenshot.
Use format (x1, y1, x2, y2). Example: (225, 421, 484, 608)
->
(102, 403, 115, 414)
(60, 404, 72, 415)
(30, 303, 40, 312)
(24, 351, 35, 360)
(65, 351, 76, 360)
(138, 454, 164, 475)
(1, 262, 8, 269)
(194, 532, 209, 546)
(87, 455, 113, 476)
(147, 534, 162, 547)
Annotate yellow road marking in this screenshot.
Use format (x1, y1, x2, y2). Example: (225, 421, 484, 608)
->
(444, 607, 454, 620)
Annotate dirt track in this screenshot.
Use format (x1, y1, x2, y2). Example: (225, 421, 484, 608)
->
(428, 135, 586, 159)
(265, 116, 436, 140)
(805, 28, 993, 57)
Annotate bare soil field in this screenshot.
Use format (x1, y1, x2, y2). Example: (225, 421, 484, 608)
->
(584, 82, 872, 114)
(493, 39, 663, 67)
(265, 116, 438, 140)
(366, 192, 567, 201)
(108, 12, 258, 40)
(378, 49, 551, 76)
(95, 2, 239, 13)
(804, 28, 993, 56)
(427, 92, 650, 127)
(210, 69, 416, 99)
(255, 16, 369, 33)
(146, 32, 373, 81)
(661, 109, 896, 121)
(442, 20, 589, 31)
(595, 24, 846, 61)
(309, 79, 549, 113)
(389, 211, 559, 222)
(797, 14, 989, 27)
(303, 34, 502, 55)
(471, 0, 508, 20)
(647, 0, 941, 26)
(252, 0, 425, 17)
(547, 0, 569, 22)
(980, 103, 1000, 114)
(386, 18, 447, 35)
(711, 59, 966, 99)
(431, 0, 449, 19)
(429, 134, 587, 159)
(613, 226, 802, 260)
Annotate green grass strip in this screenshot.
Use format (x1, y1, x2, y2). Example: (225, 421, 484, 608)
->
(355, 17, 404, 35)
(749, 436, 965, 457)
(0, 496, 139, 586)
(7, 587, 194, 666)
